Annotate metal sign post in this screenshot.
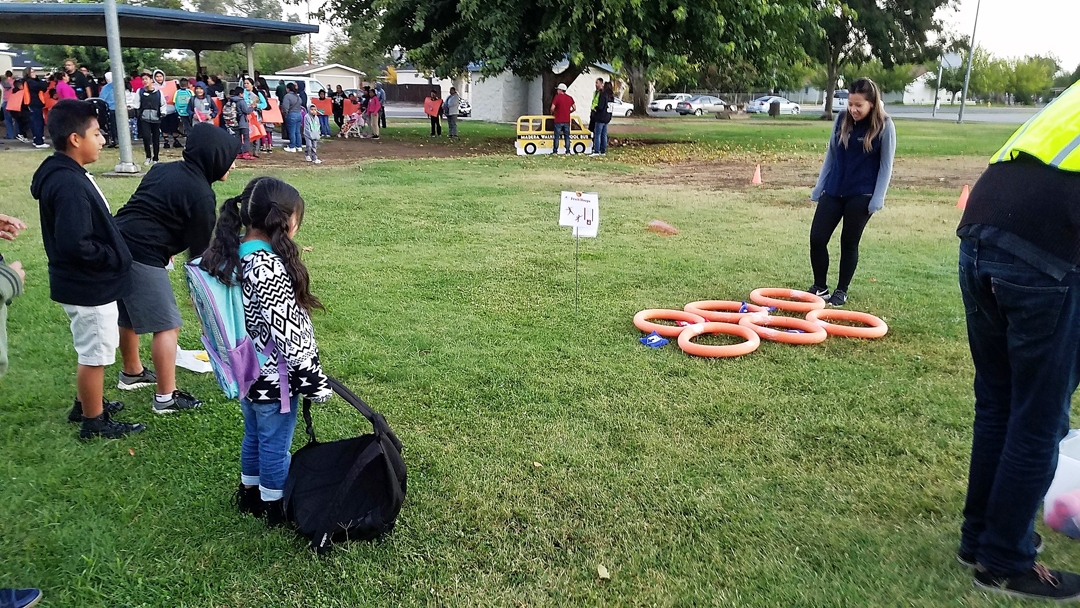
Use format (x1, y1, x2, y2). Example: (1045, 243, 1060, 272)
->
(104, 0, 139, 174)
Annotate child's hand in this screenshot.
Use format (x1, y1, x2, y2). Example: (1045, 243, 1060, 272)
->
(8, 261, 25, 283)
(0, 214, 28, 241)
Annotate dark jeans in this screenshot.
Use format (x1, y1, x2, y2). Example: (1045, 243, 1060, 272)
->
(3, 108, 14, 139)
(958, 237, 1080, 577)
(553, 122, 570, 153)
(140, 120, 160, 160)
(447, 114, 458, 137)
(593, 121, 609, 154)
(379, 106, 386, 128)
(286, 111, 302, 149)
(106, 110, 118, 145)
(809, 193, 872, 291)
(319, 114, 331, 137)
(29, 107, 45, 145)
(429, 115, 441, 136)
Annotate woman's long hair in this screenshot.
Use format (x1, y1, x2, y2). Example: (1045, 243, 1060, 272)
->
(201, 176, 323, 312)
(838, 78, 888, 153)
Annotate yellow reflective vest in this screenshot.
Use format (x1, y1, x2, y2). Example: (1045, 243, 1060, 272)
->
(991, 82, 1080, 172)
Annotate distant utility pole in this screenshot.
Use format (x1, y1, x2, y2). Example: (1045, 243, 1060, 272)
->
(958, 0, 981, 124)
(306, 0, 313, 64)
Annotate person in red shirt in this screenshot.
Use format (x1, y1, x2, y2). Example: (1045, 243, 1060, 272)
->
(549, 83, 576, 155)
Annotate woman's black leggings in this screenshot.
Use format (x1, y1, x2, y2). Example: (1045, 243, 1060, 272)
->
(809, 193, 873, 292)
(334, 112, 344, 128)
(430, 115, 442, 136)
(140, 121, 160, 161)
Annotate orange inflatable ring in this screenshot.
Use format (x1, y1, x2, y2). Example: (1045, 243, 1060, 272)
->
(633, 309, 707, 338)
(749, 288, 826, 313)
(738, 313, 828, 345)
(684, 300, 768, 324)
(805, 309, 888, 339)
(678, 322, 761, 358)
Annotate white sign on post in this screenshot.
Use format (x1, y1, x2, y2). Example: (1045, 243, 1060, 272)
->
(559, 191, 600, 238)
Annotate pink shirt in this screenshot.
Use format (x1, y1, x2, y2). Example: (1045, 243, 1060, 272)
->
(56, 81, 77, 100)
(366, 96, 381, 115)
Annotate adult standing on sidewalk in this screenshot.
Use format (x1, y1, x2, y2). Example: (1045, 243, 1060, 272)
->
(444, 86, 460, 139)
(955, 80, 1080, 602)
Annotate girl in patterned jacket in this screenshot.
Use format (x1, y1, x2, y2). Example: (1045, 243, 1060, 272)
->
(200, 176, 331, 525)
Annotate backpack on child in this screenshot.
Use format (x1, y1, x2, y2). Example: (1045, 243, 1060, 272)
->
(284, 377, 407, 554)
(221, 99, 239, 130)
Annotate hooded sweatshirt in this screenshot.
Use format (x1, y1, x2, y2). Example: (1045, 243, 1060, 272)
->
(297, 81, 307, 108)
(114, 123, 240, 267)
(31, 153, 133, 306)
(153, 69, 175, 115)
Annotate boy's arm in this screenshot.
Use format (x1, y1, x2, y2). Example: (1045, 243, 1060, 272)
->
(51, 187, 122, 269)
(0, 261, 23, 303)
(186, 196, 217, 260)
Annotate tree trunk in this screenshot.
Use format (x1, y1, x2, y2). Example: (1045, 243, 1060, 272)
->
(542, 64, 585, 113)
(626, 64, 652, 116)
(822, 53, 839, 121)
(194, 50, 202, 77)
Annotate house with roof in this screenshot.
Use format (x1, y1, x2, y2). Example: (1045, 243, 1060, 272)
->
(0, 47, 46, 76)
(275, 63, 365, 92)
(464, 60, 619, 123)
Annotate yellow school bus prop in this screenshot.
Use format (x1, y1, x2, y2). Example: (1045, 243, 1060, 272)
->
(516, 115, 593, 155)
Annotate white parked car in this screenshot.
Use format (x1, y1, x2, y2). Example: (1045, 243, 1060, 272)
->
(648, 93, 692, 112)
(459, 99, 472, 117)
(745, 96, 801, 115)
(832, 90, 849, 110)
(676, 95, 726, 116)
(608, 98, 634, 117)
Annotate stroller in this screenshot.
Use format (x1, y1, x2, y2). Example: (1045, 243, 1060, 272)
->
(338, 111, 365, 138)
(86, 97, 114, 145)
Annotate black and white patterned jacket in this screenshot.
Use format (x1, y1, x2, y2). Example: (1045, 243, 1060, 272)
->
(241, 248, 331, 404)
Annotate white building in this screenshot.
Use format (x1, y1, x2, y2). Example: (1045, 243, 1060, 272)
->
(465, 60, 619, 123)
(276, 63, 366, 92)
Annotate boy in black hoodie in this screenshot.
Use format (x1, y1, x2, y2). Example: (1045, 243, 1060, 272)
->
(31, 99, 146, 439)
(114, 122, 240, 414)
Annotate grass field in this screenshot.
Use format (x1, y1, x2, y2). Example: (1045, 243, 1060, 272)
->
(0, 117, 1070, 607)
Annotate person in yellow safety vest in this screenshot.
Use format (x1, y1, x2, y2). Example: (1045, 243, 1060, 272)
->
(589, 77, 603, 153)
(956, 81, 1080, 601)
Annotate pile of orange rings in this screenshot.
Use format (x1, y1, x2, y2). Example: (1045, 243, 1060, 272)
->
(634, 287, 888, 358)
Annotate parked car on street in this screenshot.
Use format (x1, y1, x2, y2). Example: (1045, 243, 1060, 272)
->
(676, 95, 726, 116)
(648, 93, 692, 112)
(745, 96, 801, 115)
(459, 99, 472, 117)
(832, 90, 849, 110)
(608, 98, 634, 117)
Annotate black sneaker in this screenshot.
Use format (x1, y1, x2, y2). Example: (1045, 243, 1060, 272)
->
(67, 397, 124, 423)
(79, 412, 146, 440)
(975, 563, 1080, 602)
(152, 390, 203, 414)
(958, 532, 1044, 568)
(808, 284, 830, 299)
(118, 367, 157, 391)
(263, 498, 288, 528)
(233, 483, 266, 518)
(163, 140, 171, 149)
(828, 289, 848, 307)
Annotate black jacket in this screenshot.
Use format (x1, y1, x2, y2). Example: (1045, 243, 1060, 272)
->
(594, 91, 613, 124)
(115, 123, 240, 267)
(25, 77, 48, 109)
(31, 153, 132, 306)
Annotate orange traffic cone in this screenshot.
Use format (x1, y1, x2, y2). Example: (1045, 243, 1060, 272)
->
(751, 164, 762, 185)
(957, 184, 970, 210)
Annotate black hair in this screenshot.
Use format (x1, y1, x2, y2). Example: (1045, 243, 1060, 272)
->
(53, 71, 68, 82)
(141, 72, 152, 79)
(603, 81, 613, 97)
(4, 70, 12, 77)
(201, 177, 322, 312)
(48, 99, 99, 152)
(287, 83, 296, 92)
(179, 77, 189, 85)
(230, 86, 243, 96)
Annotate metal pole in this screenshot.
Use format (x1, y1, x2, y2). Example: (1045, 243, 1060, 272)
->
(932, 61, 943, 117)
(104, 0, 138, 173)
(958, 0, 981, 124)
(574, 232, 580, 317)
(245, 42, 255, 82)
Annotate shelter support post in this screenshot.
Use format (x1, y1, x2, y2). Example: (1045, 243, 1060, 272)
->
(245, 41, 255, 80)
(104, 0, 138, 173)
(193, 49, 202, 77)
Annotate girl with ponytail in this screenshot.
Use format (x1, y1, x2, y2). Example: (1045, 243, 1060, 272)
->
(202, 176, 331, 526)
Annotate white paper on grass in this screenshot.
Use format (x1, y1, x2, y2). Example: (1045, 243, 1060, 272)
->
(559, 191, 599, 238)
(175, 345, 213, 374)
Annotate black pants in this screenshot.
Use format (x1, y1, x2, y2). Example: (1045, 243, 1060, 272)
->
(809, 193, 873, 292)
(334, 112, 344, 129)
(140, 120, 160, 161)
(379, 106, 386, 128)
(429, 115, 441, 136)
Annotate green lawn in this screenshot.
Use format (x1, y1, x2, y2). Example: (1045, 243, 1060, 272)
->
(0, 119, 1069, 607)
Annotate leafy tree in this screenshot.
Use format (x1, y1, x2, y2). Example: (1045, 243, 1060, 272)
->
(29, 45, 186, 78)
(203, 41, 306, 78)
(803, 0, 948, 120)
(1008, 56, 1055, 104)
(325, 20, 385, 80)
(840, 59, 919, 94)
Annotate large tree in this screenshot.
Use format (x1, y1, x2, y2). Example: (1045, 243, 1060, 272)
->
(321, 0, 811, 114)
(325, 20, 385, 80)
(804, 0, 948, 120)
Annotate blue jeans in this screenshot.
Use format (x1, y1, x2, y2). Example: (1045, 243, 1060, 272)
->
(318, 114, 331, 137)
(958, 237, 1080, 576)
(3, 108, 14, 139)
(240, 395, 300, 502)
(593, 122, 609, 154)
(286, 111, 302, 149)
(553, 122, 570, 154)
(29, 108, 44, 145)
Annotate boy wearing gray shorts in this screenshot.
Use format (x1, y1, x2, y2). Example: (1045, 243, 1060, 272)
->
(114, 122, 239, 414)
(31, 99, 146, 439)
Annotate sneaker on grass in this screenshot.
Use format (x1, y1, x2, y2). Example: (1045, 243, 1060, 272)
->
(67, 397, 124, 423)
(79, 413, 146, 440)
(828, 289, 848, 307)
(118, 367, 157, 391)
(808, 284, 830, 299)
(0, 587, 42, 608)
(153, 390, 203, 414)
(958, 532, 1043, 569)
(975, 563, 1080, 602)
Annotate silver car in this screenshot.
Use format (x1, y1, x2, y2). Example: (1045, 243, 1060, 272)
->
(676, 95, 726, 116)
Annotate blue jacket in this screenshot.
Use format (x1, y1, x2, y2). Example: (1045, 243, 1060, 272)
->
(99, 83, 116, 110)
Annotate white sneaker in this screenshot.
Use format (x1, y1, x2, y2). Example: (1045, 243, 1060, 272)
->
(34, 143, 50, 149)
(144, 158, 152, 166)
(305, 155, 311, 161)
(313, 159, 322, 164)
(589, 153, 600, 157)
(283, 147, 294, 153)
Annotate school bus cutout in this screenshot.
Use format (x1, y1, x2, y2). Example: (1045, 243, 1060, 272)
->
(516, 115, 593, 155)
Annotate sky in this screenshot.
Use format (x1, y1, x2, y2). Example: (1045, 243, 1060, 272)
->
(943, 0, 1080, 71)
